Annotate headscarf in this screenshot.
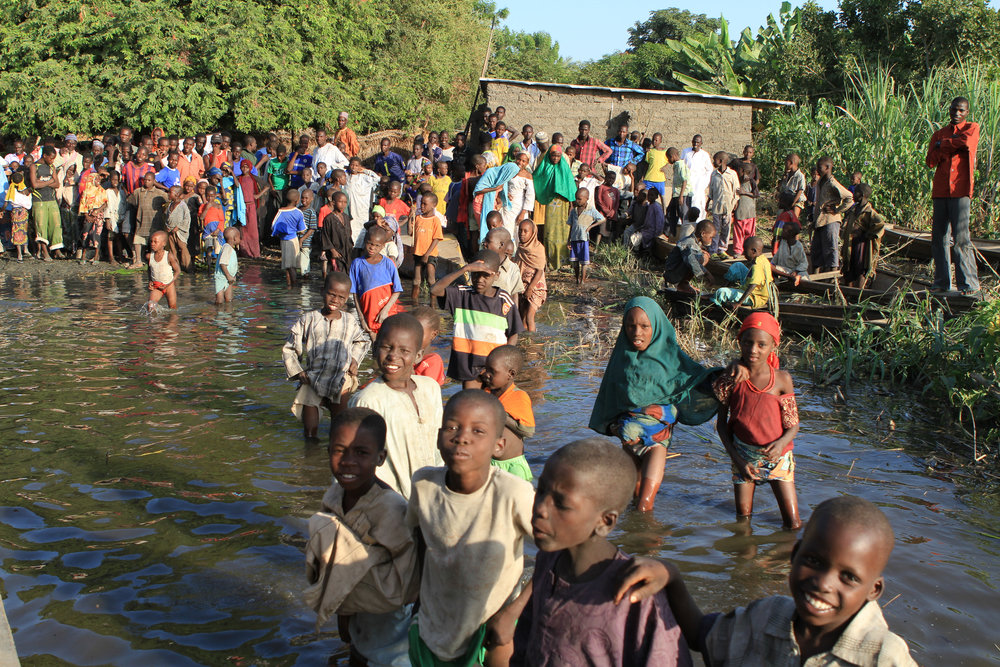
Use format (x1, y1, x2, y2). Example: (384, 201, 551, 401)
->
(738, 312, 781, 368)
(207, 167, 223, 178)
(383, 214, 404, 266)
(80, 172, 107, 211)
(533, 147, 577, 206)
(515, 220, 545, 274)
(372, 205, 386, 218)
(589, 296, 719, 434)
(474, 161, 520, 241)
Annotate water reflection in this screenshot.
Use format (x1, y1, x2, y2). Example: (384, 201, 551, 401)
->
(0, 270, 996, 664)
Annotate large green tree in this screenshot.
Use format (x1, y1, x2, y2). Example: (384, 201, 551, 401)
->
(0, 0, 492, 136)
(627, 8, 721, 48)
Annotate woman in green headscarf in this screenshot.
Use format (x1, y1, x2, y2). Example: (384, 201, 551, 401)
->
(589, 296, 722, 512)
(532, 145, 576, 271)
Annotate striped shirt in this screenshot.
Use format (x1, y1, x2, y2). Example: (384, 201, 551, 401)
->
(440, 285, 524, 382)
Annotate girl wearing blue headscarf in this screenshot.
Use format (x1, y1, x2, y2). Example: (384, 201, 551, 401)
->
(473, 153, 520, 243)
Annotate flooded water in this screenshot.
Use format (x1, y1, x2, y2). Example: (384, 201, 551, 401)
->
(0, 265, 997, 665)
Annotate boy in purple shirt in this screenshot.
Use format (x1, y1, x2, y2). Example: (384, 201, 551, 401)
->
(493, 439, 692, 666)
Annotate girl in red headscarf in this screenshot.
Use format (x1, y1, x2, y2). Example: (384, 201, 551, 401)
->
(712, 312, 801, 530)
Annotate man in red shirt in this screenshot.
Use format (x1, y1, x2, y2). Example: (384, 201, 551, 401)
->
(570, 120, 612, 168)
(926, 96, 980, 295)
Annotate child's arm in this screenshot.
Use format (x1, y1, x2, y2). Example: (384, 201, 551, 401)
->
(729, 282, 757, 309)
(353, 294, 373, 336)
(377, 291, 400, 324)
(430, 260, 489, 297)
(717, 401, 757, 482)
(422, 236, 440, 263)
(769, 263, 802, 285)
(613, 559, 705, 648)
(506, 414, 534, 439)
(483, 579, 532, 650)
(762, 371, 798, 461)
(220, 250, 237, 284)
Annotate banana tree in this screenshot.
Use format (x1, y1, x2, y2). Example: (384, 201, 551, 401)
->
(663, 1, 800, 97)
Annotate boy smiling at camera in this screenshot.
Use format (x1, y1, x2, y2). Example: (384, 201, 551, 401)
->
(349, 313, 443, 501)
(304, 408, 419, 667)
(615, 495, 917, 666)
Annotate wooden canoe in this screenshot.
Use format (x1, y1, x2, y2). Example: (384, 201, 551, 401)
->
(882, 226, 1000, 266)
(652, 235, 772, 280)
(659, 290, 890, 337)
(784, 272, 979, 313)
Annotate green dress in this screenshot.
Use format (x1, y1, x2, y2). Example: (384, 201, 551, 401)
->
(544, 196, 570, 271)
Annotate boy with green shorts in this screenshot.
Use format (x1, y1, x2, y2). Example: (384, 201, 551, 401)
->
(480, 345, 535, 482)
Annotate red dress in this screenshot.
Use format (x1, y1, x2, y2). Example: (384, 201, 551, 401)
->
(713, 369, 798, 455)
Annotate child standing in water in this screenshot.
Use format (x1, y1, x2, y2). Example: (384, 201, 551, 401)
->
(480, 345, 535, 482)
(589, 297, 721, 512)
(146, 230, 180, 310)
(284, 272, 370, 440)
(214, 227, 241, 304)
(713, 312, 801, 530)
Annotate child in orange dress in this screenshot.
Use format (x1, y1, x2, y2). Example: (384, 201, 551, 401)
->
(713, 312, 801, 530)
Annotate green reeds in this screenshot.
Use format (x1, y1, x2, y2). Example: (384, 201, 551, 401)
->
(757, 60, 1000, 237)
(800, 293, 1000, 453)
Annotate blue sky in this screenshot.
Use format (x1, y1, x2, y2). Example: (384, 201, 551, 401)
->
(496, 0, 838, 62)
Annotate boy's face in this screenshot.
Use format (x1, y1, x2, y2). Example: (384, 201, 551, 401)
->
(697, 227, 715, 248)
(420, 197, 435, 216)
(479, 356, 514, 393)
(438, 400, 503, 478)
(437, 162, 449, 176)
(422, 163, 433, 175)
(375, 327, 421, 384)
(782, 226, 799, 244)
(183, 138, 194, 154)
(652, 134, 662, 148)
(388, 183, 400, 200)
(744, 243, 762, 261)
(789, 518, 886, 634)
(471, 267, 499, 295)
(416, 320, 436, 352)
(713, 154, 725, 170)
(300, 191, 314, 207)
(149, 233, 165, 252)
(817, 161, 832, 179)
(603, 171, 616, 186)
(328, 421, 386, 495)
(365, 235, 386, 259)
(574, 189, 588, 207)
(168, 154, 178, 169)
(577, 123, 590, 139)
(142, 173, 155, 189)
(532, 458, 611, 552)
(785, 157, 795, 171)
(316, 163, 327, 177)
(277, 145, 287, 159)
(110, 173, 120, 187)
(334, 195, 347, 212)
(381, 140, 391, 155)
(323, 280, 350, 312)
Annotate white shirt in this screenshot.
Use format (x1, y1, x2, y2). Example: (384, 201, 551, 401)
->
(313, 143, 349, 171)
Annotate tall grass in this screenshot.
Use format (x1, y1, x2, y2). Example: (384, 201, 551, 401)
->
(757, 61, 1000, 237)
(799, 295, 1000, 454)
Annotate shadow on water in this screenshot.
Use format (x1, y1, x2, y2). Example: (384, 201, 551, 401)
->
(0, 270, 998, 664)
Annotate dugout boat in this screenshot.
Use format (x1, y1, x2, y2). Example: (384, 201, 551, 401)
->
(659, 289, 890, 337)
(882, 225, 1000, 267)
(785, 270, 980, 314)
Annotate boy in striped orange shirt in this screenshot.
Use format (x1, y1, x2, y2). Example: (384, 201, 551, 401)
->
(431, 249, 524, 389)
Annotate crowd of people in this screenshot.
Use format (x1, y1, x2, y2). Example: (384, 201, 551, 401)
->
(2, 95, 973, 666)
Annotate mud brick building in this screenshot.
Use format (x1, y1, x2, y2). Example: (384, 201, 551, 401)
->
(479, 78, 794, 156)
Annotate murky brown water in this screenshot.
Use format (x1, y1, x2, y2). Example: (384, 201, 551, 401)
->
(0, 265, 997, 665)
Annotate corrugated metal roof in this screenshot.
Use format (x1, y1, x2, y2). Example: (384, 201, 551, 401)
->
(479, 78, 795, 108)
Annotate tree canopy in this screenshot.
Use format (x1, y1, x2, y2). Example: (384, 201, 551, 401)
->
(0, 0, 493, 137)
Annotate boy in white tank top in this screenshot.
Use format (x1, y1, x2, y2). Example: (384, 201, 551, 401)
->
(147, 230, 180, 310)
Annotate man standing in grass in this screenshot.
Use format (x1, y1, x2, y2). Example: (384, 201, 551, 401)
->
(926, 96, 980, 296)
